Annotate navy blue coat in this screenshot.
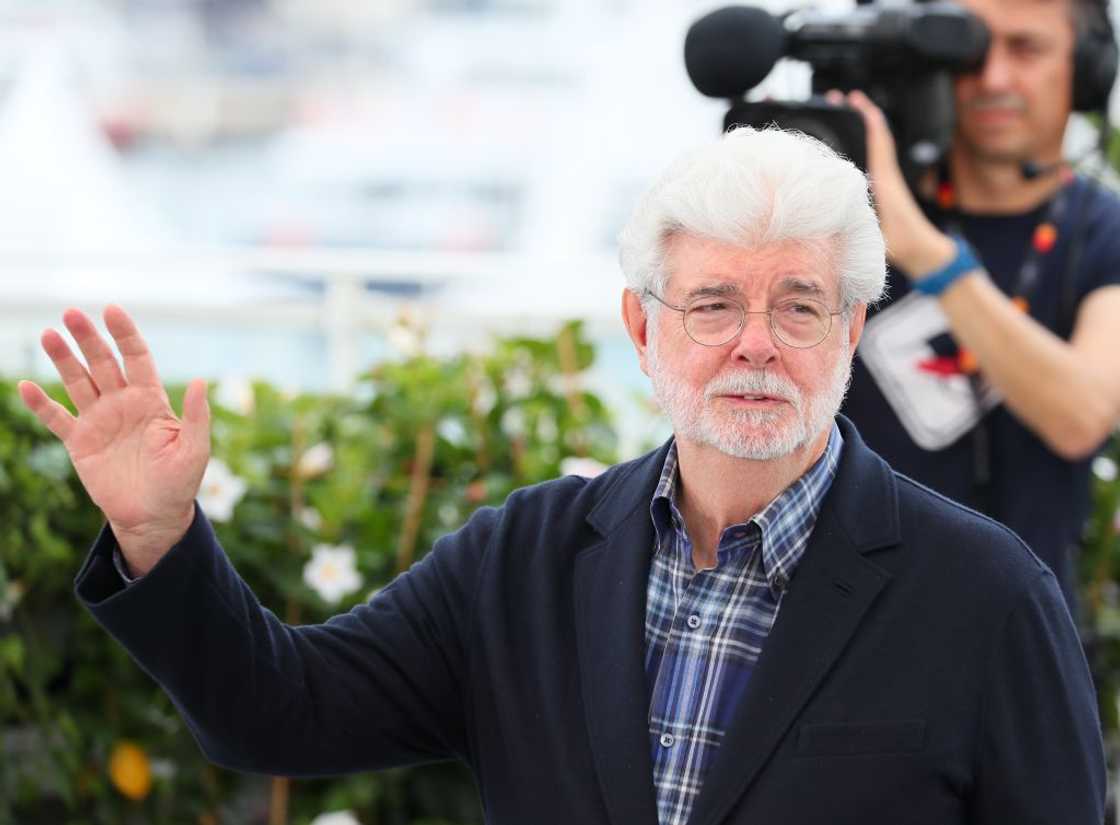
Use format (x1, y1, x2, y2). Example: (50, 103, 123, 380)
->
(75, 416, 1106, 824)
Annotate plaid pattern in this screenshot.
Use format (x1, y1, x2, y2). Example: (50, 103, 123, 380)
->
(644, 423, 842, 825)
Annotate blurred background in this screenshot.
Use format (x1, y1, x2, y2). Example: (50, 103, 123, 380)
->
(3, 0, 1120, 824)
(0, 0, 812, 457)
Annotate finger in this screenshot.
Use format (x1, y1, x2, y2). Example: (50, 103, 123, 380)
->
(103, 305, 163, 388)
(17, 380, 77, 443)
(182, 378, 211, 449)
(847, 90, 888, 133)
(824, 89, 845, 106)
(845, 90, 899, 166)
(40, 328, 101, 412)
(62, 308, 127, 395)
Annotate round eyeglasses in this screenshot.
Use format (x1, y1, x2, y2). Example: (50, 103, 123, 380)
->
(644, 290, 844, 349)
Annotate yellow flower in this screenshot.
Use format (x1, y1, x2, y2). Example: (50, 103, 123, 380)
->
(109, 740, 152, 801)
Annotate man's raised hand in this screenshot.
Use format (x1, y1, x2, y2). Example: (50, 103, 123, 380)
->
(17, 305, 211, 576)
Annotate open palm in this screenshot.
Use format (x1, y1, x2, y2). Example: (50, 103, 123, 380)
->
(17, 305, 210, 575)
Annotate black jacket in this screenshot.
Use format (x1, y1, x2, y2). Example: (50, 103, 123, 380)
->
(75, 416, 1106, 824)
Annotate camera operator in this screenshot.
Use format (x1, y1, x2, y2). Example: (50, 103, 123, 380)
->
(838, 0, 1120, 610)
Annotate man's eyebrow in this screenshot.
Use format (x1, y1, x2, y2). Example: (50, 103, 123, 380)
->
(680, 276, 827, 300)
(773, 277, 826, 297)
(683, 283, 741, 299)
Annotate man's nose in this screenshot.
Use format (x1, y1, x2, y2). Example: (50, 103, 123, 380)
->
(729, 311, 779, 366)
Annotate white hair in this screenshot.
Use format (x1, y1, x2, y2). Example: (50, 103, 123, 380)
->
(618, 126, 887, 314)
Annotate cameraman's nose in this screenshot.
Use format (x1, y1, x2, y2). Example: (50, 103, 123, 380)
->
(976, 43, 1014, 91)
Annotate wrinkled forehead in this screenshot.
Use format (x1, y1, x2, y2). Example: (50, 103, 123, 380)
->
(663, 232, 841, 298)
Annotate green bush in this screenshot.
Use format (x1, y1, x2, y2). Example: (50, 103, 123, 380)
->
(0, 321, 618, 825)
(5, 314, 1120, 823)
(1082, 435, 1120, 740)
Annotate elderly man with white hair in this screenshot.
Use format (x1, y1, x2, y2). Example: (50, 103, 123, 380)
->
(19, 126, 1105, 824)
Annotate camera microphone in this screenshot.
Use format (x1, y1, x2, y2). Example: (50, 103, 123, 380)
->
(684, 7, 787, 98)
(1019, 159, 1065, 180)
(684, 4, 990, 101)
(1017, 143, 1100, 179)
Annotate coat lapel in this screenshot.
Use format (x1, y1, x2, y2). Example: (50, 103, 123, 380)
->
(573, 444, 670, 825)
(686, 418, 901, 825)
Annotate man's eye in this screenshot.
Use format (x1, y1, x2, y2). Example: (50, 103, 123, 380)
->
(693, 302, 730, 313)
(779, 302, 824, 319)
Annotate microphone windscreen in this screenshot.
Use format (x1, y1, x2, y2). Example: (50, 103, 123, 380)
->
(685, 6, 787, 99)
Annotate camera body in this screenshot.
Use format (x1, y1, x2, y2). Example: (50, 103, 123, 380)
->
(685, 3, 990, 186)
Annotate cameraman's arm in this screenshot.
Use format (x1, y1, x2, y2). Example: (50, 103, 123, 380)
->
(846, 90, 1120, 459)
(937, 274, 1120, 459)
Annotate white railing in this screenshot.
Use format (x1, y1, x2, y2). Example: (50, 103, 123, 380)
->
(1, 247, 626, 391)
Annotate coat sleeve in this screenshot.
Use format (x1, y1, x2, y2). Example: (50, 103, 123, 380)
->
(74, 502, 496, 777)
(969, 568, 1107, 823)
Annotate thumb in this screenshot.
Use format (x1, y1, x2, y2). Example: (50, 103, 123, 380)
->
(182, 378, 211, 445)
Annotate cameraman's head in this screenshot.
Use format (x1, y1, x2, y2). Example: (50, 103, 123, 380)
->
(952, 0, 1107, 164)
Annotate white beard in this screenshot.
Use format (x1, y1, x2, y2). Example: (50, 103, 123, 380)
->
(648, 334, 852, 461)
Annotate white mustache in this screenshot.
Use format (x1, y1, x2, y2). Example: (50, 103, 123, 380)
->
(704, 372, 801, 408)
(966, 95, 1027, 112)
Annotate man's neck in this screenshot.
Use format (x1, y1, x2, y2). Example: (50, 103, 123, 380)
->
(673, 428, 830, 570)
(947, 145, 1067, 214)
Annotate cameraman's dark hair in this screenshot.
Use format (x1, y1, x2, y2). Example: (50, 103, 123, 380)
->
(1071, 0, 1110, 35)
(1068, 0, 1118, 112)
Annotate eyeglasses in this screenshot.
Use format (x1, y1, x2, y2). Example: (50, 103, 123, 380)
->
(644, 289, 844, 349)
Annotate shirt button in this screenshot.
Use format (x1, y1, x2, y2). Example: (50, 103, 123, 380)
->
(773, 573, 788, 594)
(686, 614, 701, 630)
(659, 733, 675, 748)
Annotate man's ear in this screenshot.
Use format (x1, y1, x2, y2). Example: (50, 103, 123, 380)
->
(847, 302, 868, 351)
(621, 289, 652, 377)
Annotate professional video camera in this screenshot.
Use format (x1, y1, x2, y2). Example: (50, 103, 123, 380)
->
(684, 2, 990, 186)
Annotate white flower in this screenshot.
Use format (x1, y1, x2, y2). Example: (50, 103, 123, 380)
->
(0, 580, 26, 622)
(504, 368, 532, 400)
(537, 413, 559, 443)
(387, 309, 427, 358)
(214, 376, 254, 416)
(149, 758, 177, 780)
(1092, 456, 1118, 482)
(501, 408, 526, 438)
(309, 812, 363, 825)
(438, 417, 467, 446)
(474, 383, 497, 414)
(198, 458, 249, 522)
(303, 544, 363, 604)
(560, 457, 609, 478)
(438, 503, 459, 526)
(297, 443, 334, 479)
(298, 507, 322, 531)
(388, 325, 423, 357)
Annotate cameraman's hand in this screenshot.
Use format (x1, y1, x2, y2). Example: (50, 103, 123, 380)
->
(832, 90, 955, 278)
(17, 306, 210, 576)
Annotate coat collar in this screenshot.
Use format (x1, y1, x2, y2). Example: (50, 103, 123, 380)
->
(574, 416, 901, 825)
(585, 416, 899, 555)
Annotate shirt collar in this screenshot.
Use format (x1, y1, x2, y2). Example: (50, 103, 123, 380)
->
(650, 421, 844, 597)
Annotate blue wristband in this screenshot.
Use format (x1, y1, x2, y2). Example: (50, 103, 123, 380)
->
(913, 237, 982, 296)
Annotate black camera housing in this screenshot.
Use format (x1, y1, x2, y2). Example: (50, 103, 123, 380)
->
(687, 3, 990, 186)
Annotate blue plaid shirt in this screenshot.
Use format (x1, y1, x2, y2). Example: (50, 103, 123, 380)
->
(644, 423, 843, 825)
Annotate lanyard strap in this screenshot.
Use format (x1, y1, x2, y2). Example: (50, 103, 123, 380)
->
(934, 167, 1076, 308)
(929, 167, 1079, 509)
